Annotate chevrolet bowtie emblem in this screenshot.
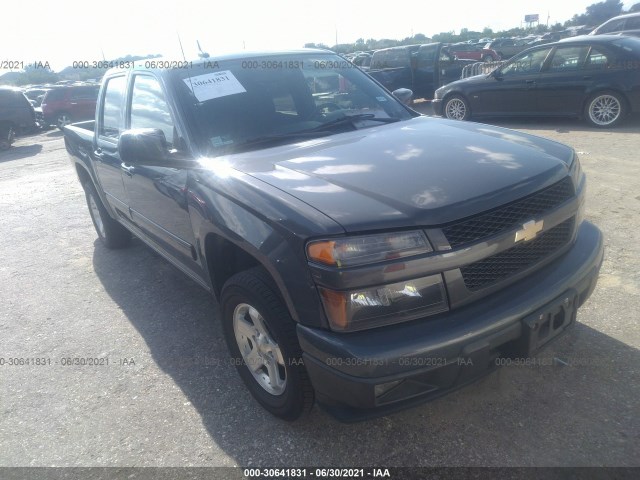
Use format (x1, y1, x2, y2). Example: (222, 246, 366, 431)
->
(515, 219, 544, 243)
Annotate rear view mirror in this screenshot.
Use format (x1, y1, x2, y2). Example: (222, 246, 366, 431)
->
(392, 88, 413, 105)
(119, 128, 168, 165)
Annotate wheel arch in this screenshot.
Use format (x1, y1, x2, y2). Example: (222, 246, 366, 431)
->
(442, 91, 472, 118)
(202, 231, 320, 327)
(582, 88, 630, 116)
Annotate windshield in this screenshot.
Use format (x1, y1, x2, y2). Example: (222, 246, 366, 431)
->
(171, 54, 413, 155)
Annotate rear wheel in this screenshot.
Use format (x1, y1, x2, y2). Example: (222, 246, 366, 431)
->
(0, 123, 14, 150)
(83, 181, 131, 249)
(221, 268, 314, 421)
(584, 91, 625, 128)
(443, 95, 471, 121)
(482, 54, 495, 62)
(56, 112, 72, 130)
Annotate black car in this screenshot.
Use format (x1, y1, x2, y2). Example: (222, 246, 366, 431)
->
(590, 12, 640, 38)
(0, 87, 37, 149)
(433, 36, 640, 127)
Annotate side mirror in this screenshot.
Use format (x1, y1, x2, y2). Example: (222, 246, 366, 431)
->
(119, 128, 168, 165)
(492, 69, 503, 80)
(392, 88, 413, 105)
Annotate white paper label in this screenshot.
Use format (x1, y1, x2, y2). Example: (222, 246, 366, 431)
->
(183, 71, 246, 101)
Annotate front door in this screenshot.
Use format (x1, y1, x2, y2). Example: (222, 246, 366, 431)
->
(121, 74, 203, 280)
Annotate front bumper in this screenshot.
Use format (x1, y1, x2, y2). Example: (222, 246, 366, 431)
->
(431, 98, 444, 116)
(297, 221, 603, 421)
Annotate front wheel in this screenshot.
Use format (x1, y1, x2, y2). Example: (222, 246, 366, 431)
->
(221, 268, 314, 421)
(443, 95, 471, 121)
(83, 181, 131, 249)
(584, 91, 625, 128)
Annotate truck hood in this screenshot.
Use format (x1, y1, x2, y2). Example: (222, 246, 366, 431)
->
(220, 116, 574, 232)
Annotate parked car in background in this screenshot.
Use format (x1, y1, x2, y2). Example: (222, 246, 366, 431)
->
(485, 38, 529, 59)
(351, 52, 372, 70)
(24, 88, 49, 107)
(41, 84, 100, 129)
(368, 43, 475, 100)
(433, 36, 640, 128)
(590, 12, 640, 37)
(0, 87, 37, 148)
(446, 43, 501, 62)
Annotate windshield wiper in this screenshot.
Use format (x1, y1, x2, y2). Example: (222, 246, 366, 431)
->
(308, 113, 400, 132)
(230, 130, 334, 151)
(217, 114, 399, 153)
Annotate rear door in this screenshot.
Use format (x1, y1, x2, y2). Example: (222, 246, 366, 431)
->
(536, 45, 592, 115)
(93, 75, 131, 219)
(121, 73, 202, 279)
(476, 46, 552, 114)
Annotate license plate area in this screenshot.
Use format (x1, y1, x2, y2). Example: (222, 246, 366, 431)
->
(521, 289, 579, 355)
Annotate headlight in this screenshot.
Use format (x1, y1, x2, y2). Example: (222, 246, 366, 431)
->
(570, 152, 584, 188)
(307, 231, 432, 268)
(319, 274, 448, 331)
(570, 153, 586, 226)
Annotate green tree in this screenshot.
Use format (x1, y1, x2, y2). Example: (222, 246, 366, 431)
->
(566, 0, 624, 26)
(15, 63, 59, 86)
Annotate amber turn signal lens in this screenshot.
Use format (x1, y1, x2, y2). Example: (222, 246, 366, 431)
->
(307, 241, 337, 266)
(319, 288, 348, 330)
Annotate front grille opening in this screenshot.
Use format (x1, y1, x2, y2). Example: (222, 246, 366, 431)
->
(460, 217, 575, 291)
(443, 177, 574, 248)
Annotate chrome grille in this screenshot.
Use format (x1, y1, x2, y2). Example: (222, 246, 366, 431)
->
(442, 177, 574, 248)
(460, 217, 575, 291)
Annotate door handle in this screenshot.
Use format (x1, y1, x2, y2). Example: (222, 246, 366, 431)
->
(121, 163, 135, 177)
(94, 148, 103, 158)
(583, 76, 592, 80)
(525, 80, 536, 84)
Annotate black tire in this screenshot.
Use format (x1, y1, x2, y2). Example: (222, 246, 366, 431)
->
(0, 123, 14, 150)
(443, 94, 471, 121)
(82, 181, 131, 249)
(482, 54, 495, 62)
(221, 268, 314, 421)
(56, 112, 73, 130)
(584, 91, 626, 128)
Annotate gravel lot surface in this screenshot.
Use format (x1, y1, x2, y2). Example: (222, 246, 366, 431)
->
(1, 111, 639, 468)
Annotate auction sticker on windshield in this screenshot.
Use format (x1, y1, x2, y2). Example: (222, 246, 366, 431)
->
(183, 71, 246, 101)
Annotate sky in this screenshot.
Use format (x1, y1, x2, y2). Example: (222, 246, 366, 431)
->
(1, 0, 637, 73)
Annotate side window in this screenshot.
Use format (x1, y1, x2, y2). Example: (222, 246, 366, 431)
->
(584, 47, 612, 69)
(416, 46, 436, 67)
(626, 17, 640, 29)
(501, 48, 552, 75)
(71, 86, 99, 101)
(129, 75, 174, 146)
(548, 46, 589, 72)
(99, 76, 126, 140)
(598, 19, 626, 34)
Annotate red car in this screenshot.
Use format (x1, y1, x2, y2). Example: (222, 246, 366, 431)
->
(446, 43, 501, 62)
(41, 84, 100, 129)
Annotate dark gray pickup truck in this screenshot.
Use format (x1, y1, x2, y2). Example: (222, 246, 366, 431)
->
(368, 43, 475, 100)
(64, 50, 603, 421)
